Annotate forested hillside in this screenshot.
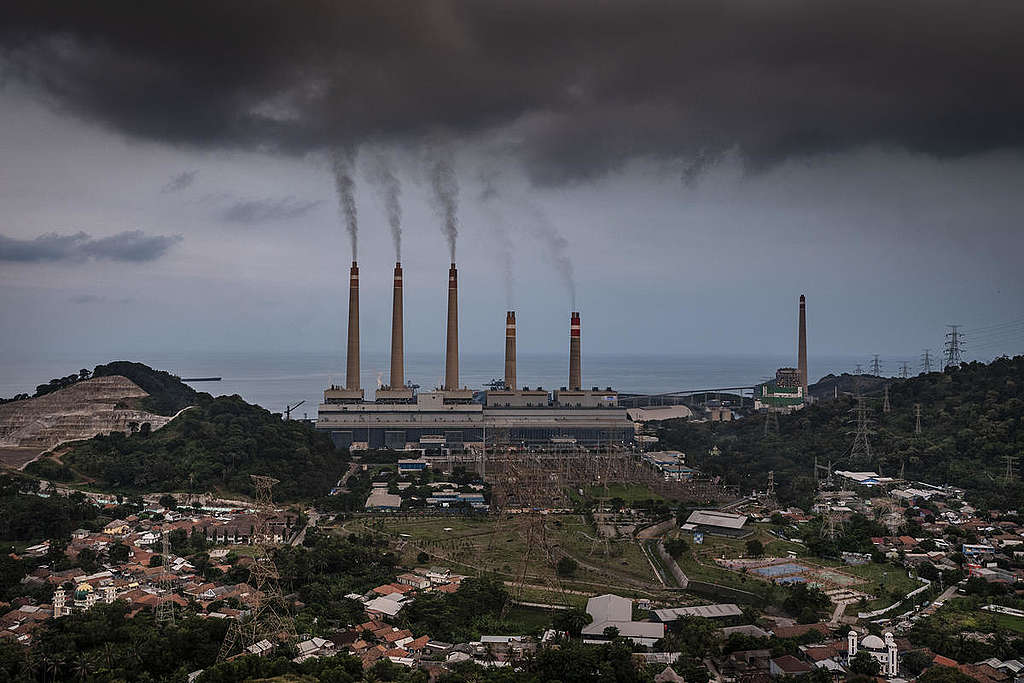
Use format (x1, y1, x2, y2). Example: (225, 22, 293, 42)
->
(92, 361, 202, 415)
(50, 395, 344, 500)
(660, 356, 1024, 511)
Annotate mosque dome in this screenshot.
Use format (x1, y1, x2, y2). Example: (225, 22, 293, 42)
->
(74, 583, 94, 601)
(861, 634, 885, 650)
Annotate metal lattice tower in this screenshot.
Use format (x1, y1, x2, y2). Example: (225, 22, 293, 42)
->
(814, 456, 833, 488)
(870, 355, 882, 376)
(914, 403, 922, 435)
(1005, 454, 1019, 486)
(218, 475, 296, 662)
(899, 362, 910, 379)
(944, 325, 964, 368)
(854, 363, 864, 375)
(765, 471, 776, 502)
(848, 396, 875, 464)
(883, 385, 891, 414)
(821, 511, 842, 541)
(762, 405, 779, 437)
(155, 528, 176, 624)
(921, 349, 933, 374)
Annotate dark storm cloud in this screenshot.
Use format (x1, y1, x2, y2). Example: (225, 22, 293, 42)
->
(220, 196, 323, 224)
(2, 1, 1022, 182)
(162, 170, 197, 193)
(0, 230, 182, 262)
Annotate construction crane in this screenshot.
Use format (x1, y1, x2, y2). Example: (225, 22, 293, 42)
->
(284, 400, 305, 420)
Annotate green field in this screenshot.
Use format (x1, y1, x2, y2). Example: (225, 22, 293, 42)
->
(350, 514, 664, 597)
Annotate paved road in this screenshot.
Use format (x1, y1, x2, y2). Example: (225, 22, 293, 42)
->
(290, 510, 320, 546)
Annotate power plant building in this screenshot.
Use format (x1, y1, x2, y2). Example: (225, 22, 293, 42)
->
(317, 263, 633, 451)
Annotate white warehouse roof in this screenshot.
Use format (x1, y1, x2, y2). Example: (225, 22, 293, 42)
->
(686, 510, 748, 530)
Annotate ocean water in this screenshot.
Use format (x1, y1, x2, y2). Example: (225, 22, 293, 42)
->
(1, 350, 862, 416)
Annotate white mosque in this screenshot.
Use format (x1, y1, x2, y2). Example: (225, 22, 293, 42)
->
(848, 629, 899, 678)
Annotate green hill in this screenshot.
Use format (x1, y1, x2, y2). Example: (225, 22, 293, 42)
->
(52, 394, 344, 500)
(659, 355, 1024, 511)
(92, 360, 202, 415)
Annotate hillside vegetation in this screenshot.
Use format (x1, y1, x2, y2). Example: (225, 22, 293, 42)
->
(92, 360, 202, 415)
(54, 394, 344, 500)
(660, 356, 1024, 511)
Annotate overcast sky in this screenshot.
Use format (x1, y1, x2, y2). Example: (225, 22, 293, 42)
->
(1, 2, 1022, 363)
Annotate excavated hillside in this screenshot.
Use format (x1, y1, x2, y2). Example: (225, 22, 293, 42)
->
(0, 375, 179, 463)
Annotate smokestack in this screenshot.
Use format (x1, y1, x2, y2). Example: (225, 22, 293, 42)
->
(504, 311, 517, 390)
(390, 262, 404, 389)
(444, 263, 459, 390)
(798, 294, 808, 395)
(569, 311, 582, 391)
(346, 261, 360, 391)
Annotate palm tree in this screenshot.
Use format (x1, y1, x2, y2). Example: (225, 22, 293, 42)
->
(72, 654, 92, 682)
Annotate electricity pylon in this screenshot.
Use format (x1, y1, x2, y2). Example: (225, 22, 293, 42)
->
(944, 325, 964, 368)
(920, 349, 933, 374)
(883, 385, 891, 414)
(155, 528, 176, 625)
(218, 475, 296, 661)
(849, 396, 874, 464)
(914, 404, 922, 435)
(870, 355, 882, 376)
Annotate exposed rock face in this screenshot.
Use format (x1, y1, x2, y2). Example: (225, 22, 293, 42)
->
(0, 375, 176, 451)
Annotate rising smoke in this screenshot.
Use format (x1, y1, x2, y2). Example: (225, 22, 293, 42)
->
(428, 152, 459, 261)
(478, 168, 516, 308)
(364, 154, 403, 259)
(330, 146, 359, 258)
(525, 205, 577, 309)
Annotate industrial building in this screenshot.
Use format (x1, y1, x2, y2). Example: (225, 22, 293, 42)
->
(317, 261, 634, 451)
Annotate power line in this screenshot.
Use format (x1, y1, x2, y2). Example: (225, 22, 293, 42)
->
(870, 354, 882, 376)
(944, 325, 964, 368)
(920, 349, 933, 374)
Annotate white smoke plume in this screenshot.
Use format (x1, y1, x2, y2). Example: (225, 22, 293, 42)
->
(330, 145, 359, 258)
(364, 153, 402, 259)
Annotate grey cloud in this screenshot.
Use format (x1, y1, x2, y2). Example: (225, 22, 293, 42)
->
(0, 230, 182, 263)
(162, 169, 197, 193)
(220, 196, 323, 224)
(1, 2, 1021, 184)
(69, 294, 104, 304)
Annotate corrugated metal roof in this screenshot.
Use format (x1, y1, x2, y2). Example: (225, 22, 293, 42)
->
(686, 510, 748, 529)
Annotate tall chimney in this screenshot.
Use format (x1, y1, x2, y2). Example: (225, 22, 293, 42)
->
(504, 311, 517, 390)
(390, 262, 404, 389)
(569, 311, 582, 391)
(444, 263, 459, 390)
(798, 294, 808, 396)
(346, 261, 360, 391)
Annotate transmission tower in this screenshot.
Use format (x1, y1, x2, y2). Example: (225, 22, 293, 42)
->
(155, 528, 176, 625)
(920, 349, 933, 374)
(914, 404, 922, 435)
(944, 325, 964, 368)
(1005, 454, 1019, 486)
(821, 511, 843, 541)
(854, 363, 863, 375)
(218, 475, 296, 661)
(848, 396, 875, 464)
(762, 405, 779, 437)
(883, 385, 891, 414)
(899, 362, 910, 379)
(814, 456, 833, 488)
(870, 355, 882, 376)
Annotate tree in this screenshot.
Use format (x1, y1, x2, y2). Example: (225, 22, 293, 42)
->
(552, 607, 592, 637)
(159, 494, 178, 510)
(603, 625, 620, 639)
(917, 667, 977, 683)
(745, 539, 765, 557)
(556, 557, 578, 577)
(665, 538, 689, 558)
(416, 551, 430, 564)
(770, 512, 787, 526)
(108, 542, 129, 564)
(849, 650, 881, 676)
(902, 650, 936, 675)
